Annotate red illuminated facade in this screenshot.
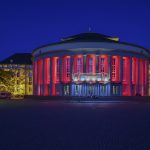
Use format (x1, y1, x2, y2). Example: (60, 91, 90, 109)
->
(32, 32, 150, 96)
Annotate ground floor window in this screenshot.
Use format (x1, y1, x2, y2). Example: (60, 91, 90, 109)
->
(112, 85, 120, 95)
(75, 85, 79, 95)
(64, 85, 70, 96)
(88, 84, 94, 96)
(72, 83, 110, 96)
(75, 84, 82, 95)
(100, 85, 106, 95)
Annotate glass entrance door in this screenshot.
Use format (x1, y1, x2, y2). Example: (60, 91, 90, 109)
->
(100, 85, 106, 96)
(75, 84, 82, 96)
(64, 85, 70, 96)
(87, 84, 95, 96)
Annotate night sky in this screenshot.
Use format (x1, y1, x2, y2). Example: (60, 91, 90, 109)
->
(0, 0, 150, 61)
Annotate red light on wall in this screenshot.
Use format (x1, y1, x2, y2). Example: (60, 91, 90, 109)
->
(112, 56, 120, 82)
(140, 59, 144, 96)
(86, 54, 96, 74)
(122, 56, 130, 96)
(44, 58, 50, 96)
(144, 60, 148, 95)
(51, 57, 60, 96)
(132, 57, 138, 96)
(73, 55, 83, 74)
(62, 56, 71, 83)
(99, 55, 109, 74)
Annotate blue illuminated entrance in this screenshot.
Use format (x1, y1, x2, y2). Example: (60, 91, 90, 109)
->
(71, 83, 111, 96)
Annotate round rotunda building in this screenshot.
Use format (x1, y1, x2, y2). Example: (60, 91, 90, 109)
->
(32, 32, 150, 96)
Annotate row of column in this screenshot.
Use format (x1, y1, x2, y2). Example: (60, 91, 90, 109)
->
(33, 54, 149, 96)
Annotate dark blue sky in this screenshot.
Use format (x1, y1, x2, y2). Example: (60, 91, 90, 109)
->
(0, 0, 150, 61)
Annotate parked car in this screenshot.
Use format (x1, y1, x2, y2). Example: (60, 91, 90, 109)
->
(0, 92, 11, 99)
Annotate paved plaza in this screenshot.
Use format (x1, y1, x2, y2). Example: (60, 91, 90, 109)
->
(0, 99, 150, 150)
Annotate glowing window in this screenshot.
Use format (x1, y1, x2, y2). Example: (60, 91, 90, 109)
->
(77, 58, 82, 73)
(112, 85, 119, 95)
(64, 85, 70, 95)
(88, 58, 93, 73)
(66, 58, 70, 78)
(122, 58, 126, 81)
(17, 72, 20, 77)
(100, 58, 105, 73)
(112, 58, 116, 79)
(56, 58, 60, 81)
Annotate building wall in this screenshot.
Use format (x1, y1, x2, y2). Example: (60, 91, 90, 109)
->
(33, 54, 149, 97)
(149, 64, 150, 96)
(0, 64, 33, 96)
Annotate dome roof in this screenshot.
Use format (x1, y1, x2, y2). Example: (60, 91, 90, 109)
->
(61, 32, 119, 42)
(32, 32, 150, 58)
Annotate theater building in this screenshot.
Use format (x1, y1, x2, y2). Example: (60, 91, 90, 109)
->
(32, 32, 150, 96)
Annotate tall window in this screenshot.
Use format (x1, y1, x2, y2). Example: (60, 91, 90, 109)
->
(77, 58, 82, 73)
(132, 58, 135, 83)
(29, 77, 32, 85)
(101, 85, 106, 95)
(88, 58, 93, 73)
(112, 58, 116, 80)
(56, 58, 60, 81)
(66, 58, 70, 78)
(100, 58, 105, 73)
(122, 58, 126, 81)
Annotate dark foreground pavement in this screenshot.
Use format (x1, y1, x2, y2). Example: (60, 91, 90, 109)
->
(0, 99, 150, 150)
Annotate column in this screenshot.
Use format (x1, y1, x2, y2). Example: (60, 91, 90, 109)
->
(84, 56, 87, 96)
(96, 55, 99, 73)
(42, 58, 44, 96)
(129, 57, 132, 96)
(70, 56, 73, 96)
(41, 59, 43, 96)
(83, 55, 86, 73)
(96, 55, 99, 96)
(146, 60, 149, 96)
(50, 58, 52, 96)
(59, 56, 63, 96)
(139, 59, 145, 96)
(109, 55, 112, 96)
(37, 60, 39, 95)
(120, 56, 123, 96)
(144, 60, 148, 96)
(138, 58, 140, 95)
